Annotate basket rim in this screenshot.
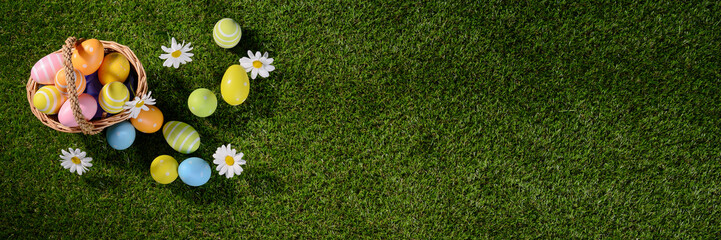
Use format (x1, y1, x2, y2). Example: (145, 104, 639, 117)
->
(26, 39, 148, 134)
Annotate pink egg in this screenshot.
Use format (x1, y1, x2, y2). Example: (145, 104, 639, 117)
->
(58, 94, 98, 127)
(31, 53, 64, 85)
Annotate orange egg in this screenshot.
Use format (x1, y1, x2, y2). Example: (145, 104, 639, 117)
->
(131, 105, 164, 133)
(55, 68, 86, 95)
(72, 39, 104, 75)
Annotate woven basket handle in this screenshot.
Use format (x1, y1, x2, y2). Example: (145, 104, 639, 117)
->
(62, 37, 94, 135)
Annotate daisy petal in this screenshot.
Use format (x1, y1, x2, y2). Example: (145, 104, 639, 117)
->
(251, 68, 258, 79)
(263, 52, 268, 58)
(159, 54, 171, 60)
(264, 64, 275, 72)
(163, 59, 173, 67)
(161, 46, 172, 53)
(247, 50, 254, 58)
(258, 69, 269, 78)
(219, 165, 228, 175)
(173, 60, 180, 69)
(255, 51, 261, 59)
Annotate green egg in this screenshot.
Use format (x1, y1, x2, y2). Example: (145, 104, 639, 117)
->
(188, 88, 217, 117)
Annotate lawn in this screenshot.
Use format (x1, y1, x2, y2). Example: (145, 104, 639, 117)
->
(1, 0, 720, 238)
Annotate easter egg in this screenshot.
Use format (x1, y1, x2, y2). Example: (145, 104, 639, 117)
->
(150, 155, 179, 184)
(162, 121, 200, 154)
(188, 88, 217, 117)
(57, 94, 98, 127)
(31, 53, 64, 85)
(124, 69, 137, 99)
(84, 72, 102, 98)
(131, 105, 164, 133)
(178, 157, 211, 186)
(213, 18, 242, 48)
(72, 39, 104, 75)
(106, 121, 136, 150)
(98, 52, 130, 85)
(32, 85, 67, 115)
(220, 65, 250, 105)
(55, 68, 86, 95)
(91, 103, 106, 120)
(98, 81, 129, 114)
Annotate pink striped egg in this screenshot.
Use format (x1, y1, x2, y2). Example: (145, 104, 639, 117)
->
(31, 53, 64, 85)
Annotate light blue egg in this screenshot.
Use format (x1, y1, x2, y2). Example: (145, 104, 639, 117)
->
(106, 121, 136, 150)
(178, 157, 211, 186)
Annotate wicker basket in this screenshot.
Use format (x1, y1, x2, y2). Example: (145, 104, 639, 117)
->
(26, 37, 148, 135)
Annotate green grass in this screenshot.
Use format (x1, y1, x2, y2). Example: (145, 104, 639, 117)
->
(1, 0, 721, 238)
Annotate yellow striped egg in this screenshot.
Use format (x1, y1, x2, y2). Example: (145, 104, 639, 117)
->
(98, 81, 129, 114)
(32, 86, 67, 114)
(162, 121, 200, 154)
(213, 18, 242, 48)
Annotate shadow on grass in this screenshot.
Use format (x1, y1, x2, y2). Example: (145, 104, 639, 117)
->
(166, 166, 284, 205)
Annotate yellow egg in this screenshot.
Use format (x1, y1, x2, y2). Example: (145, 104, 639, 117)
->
(220, 65, 250, 105)
(150, 155, 179, 184)
(98, 52, 130, 85)
(32, 86, 67, 114)
(99, 81, 129, 114)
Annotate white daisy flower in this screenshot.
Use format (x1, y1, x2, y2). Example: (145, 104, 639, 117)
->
(159, 37, 194, 68)
(212, 144, 246, 178)
(59, 148, 93, 176)
(239, 50, 275, 79)
(123, 91, 156, 119)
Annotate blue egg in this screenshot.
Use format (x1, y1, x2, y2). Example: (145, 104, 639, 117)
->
(124, 69, 137, 99)
(106, 121, 136, 150)
(92, 105, 106, 120)
(178, 157, 211, 186)
(85, 72, 103, 98)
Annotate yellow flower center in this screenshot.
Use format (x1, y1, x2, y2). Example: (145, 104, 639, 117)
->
(172, 50, 182, 58)
(71, 157, 81, 164)
(135, 100, 145, 108)
(225, 155, 235, 165)
(253, 60, 263, 68)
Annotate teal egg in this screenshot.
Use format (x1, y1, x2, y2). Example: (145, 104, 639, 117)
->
(178, 157, 211, 186)
(107, 121, 136, 150)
